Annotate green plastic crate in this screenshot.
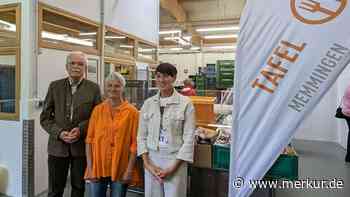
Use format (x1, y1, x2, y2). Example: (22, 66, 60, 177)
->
(217, 60, 234, 66)
(211, 145, 298, 181)
(265, 155, 298, 181)
(220, 72, 234, 77)
(212, 144, 230, 170)
(217, 80, 233, 89)
(218, 67, 234, 72)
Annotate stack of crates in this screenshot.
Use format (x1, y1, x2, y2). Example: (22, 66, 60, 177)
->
(216, 60, 234, 89)
(205, 64, 216, 90)
(195, 75, 206, 96)
(211, 144, 299, 181)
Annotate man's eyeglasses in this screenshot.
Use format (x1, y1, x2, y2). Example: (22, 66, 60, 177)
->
(70, 61, 85, 66)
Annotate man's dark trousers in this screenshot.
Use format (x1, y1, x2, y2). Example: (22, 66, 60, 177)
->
(48, 155, 86, 197)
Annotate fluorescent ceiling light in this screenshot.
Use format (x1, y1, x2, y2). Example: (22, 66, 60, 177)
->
(42, 31, 66, 40)
(65, 37, 93, 46)
(139, 48, 154, 52)
(159, 48, 182, 51)
(0, 20, 16, 32)
(209, 45, 236, 50)
(105, 36, 126, 39)
(170, 48, 182, 51)
(163, 36, 190, 46)
(159, 30, 181, 34)
(79, 32, 97, 36)
(164, 36, 179, 40)
(139, 54, 152, 59)
(120, 45, 134, 48)
(42, 31, 93, 47)
(164, 36, 191, 41)
(190, 47, 200, 50)
(183, 36, 191, 41)
(204, 34, 238, 39)
(196, 26, 239, 32)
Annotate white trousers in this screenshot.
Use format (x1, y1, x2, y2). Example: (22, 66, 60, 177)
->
(144, 149, 188, 197)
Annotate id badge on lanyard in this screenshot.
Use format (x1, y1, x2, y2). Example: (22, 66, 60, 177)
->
(159, 106, 169, 145)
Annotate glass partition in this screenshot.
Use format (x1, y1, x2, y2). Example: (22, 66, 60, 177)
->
(0, 4, 20, 120)
(0, 9, 17, 47)
(105, 27, 135, 58)
(138, 41, 157, 62)
(40, 4, 100, 55)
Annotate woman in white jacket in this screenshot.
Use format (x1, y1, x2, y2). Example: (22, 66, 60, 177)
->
(137, 63, 196, 197)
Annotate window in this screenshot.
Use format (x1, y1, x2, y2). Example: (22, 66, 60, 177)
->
(137, 41, 157, 63)
(39, 3, 100, 55)
(104, 58, 136, 80)
(0, 4, 20, 120)
(86, 58, 99, 83)
(0, 8, 18, 47)
(0, 52, 16, 114)
(104, 27, 135, 59)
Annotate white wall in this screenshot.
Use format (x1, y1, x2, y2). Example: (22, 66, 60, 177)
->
(33, 110, 48, 195)
(159, 52, 235, 84)
(39, 0, 101, 22)
(39, 0, 160, 44)
(294, 85, 339, 143)
(294, 65, 350, 149)
(0, 121, 22, 197)
(105, 0, 159, 44)
(37, 48, 101, 98)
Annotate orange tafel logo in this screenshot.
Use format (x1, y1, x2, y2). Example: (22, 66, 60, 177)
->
(291, 0, 347, 24)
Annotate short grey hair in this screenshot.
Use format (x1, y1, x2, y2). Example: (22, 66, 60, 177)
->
(105, 72, 126, 87)
(66, 51, 88, 66)
(183, 78, 194, 86)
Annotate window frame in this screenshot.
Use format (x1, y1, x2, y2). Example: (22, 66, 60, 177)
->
(38, 3, 102, 56)
(104, 26, 136, 61)
(0, 4, 20, 121)
(0, 48, 21, 121)
(136, 39, 158, 64)
(104, 57, 136, 80)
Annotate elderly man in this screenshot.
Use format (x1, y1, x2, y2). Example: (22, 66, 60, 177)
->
(40, 51, 101, 197)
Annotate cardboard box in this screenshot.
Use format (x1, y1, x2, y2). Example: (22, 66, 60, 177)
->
(193, 143, 212, 168)
(189, 96, 216, 125)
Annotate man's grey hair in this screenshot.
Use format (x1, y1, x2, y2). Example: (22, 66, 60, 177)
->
(105, 72, 126, 87)
(66, 51, 88, 66)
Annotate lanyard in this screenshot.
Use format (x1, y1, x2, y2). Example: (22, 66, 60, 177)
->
(160, 106, 165, 129)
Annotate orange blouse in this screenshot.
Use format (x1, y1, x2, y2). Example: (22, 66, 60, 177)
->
(85, 100, 140, 185)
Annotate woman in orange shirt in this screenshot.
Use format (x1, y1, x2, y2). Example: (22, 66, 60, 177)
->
(85, 72, 140, 197)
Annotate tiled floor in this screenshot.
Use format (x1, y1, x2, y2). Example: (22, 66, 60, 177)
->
(36, 140, 350, 197)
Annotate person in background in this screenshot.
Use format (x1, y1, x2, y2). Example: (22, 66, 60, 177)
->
(181, 78, 196, 96)
(341, 84, 350, 162)
(40, 51, 101, 197)
(137, 63, 196, 197)
(85, 72, 140, 197)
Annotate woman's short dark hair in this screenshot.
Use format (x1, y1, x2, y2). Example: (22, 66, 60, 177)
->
(156, 63, 177, 77)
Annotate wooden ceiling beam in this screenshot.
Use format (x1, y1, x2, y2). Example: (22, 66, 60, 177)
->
(160, 0, 201, 46)
(160, 0, 186, 23)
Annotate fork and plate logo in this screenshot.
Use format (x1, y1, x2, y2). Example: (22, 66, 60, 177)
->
(291, 0, 347, 24)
